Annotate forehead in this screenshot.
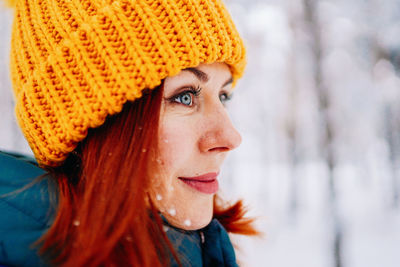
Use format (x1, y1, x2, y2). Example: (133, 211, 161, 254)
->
(164, 62, 232, 86)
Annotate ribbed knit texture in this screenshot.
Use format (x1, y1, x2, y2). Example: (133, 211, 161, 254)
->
(7, 0, 246, 166)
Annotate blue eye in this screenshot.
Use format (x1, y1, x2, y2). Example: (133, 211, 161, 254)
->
(170, 86, 202, 107)
(219, 92, 232, 104)
(175, 92, 193, 106)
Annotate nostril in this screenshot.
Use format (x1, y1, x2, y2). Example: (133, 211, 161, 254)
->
(208, 147, 229, 153)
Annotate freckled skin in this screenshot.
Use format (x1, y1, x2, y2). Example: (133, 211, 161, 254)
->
(150, 62, 242, 230)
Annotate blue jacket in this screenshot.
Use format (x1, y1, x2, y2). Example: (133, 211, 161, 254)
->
(0, 151, 238, 267)
(0, 151, 51, 266)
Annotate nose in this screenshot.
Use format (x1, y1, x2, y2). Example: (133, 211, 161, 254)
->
(198, 105, 242, 153)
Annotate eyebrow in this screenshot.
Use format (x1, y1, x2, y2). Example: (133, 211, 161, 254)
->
(182, 67, 233, 88)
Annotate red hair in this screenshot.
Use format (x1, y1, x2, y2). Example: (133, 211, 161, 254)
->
(40, 83, 258, 266)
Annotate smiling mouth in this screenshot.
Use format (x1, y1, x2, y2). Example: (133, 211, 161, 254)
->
(178, 172, 219, 194)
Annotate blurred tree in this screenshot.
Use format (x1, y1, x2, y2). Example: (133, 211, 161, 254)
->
(303, 0, 343, 267)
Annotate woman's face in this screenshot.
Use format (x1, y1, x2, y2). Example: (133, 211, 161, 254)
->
(150, 62, 242, 230)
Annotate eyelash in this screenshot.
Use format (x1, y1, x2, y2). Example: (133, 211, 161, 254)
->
(169, 85, 202, 106)
(168, 85, 233, 107)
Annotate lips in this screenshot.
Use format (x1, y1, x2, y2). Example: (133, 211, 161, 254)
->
(178, 172, 219, 194)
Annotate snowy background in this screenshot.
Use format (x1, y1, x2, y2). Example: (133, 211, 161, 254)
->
(1, 1, 400, 266)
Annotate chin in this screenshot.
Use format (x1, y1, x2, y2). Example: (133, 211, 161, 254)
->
(169, 216, 213, 231)
(162, 200, 214, 230)
(181, 211, 213, 230)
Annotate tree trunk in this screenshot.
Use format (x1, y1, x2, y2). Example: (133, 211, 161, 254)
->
(302, 0, 343, 266)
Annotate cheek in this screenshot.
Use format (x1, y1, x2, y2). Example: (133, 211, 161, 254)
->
(158, 119, 196, 174)
(153, 113, 215, 229)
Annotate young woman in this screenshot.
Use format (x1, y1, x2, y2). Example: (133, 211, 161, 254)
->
(0, 0, 257, 266)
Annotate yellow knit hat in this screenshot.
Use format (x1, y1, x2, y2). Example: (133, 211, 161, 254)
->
(5, 0, 246, 167)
